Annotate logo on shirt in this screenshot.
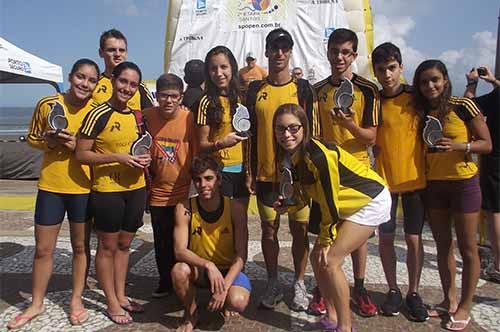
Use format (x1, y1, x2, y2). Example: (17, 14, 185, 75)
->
(110, 122, 121, 131)
(155, 139, 180, 163)
(220, 227, 231, 235)
(319, 92, 328, 103)
(192, 226, 202, 236)
(97, 85, 107, 94)
(258, 91, 268, 101)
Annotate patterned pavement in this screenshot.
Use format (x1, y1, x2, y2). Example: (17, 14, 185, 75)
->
(0, 179, 499, 331)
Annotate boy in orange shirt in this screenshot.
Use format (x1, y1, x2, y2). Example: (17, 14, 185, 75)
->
(143, 73, 199, 297)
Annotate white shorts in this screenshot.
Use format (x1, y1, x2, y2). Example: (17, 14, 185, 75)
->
(345, 187, 391, 227)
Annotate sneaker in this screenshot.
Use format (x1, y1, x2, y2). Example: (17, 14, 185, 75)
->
(152, 285, 172, 298)
(380, 288, 403, 316)
(351, 287, 377, 317)
(485, 263, 500, 283)
(303, 315, 337, 331)
(260, 279, 284, 310)
(307, 286, 327, 316)
(289, 279, 309, 312)
(406, 292, 429, 322)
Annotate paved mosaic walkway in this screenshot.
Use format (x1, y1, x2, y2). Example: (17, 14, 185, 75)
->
(1, 180, 499, 331)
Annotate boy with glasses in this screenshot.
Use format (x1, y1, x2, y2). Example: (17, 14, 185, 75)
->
(143, 73, 199, 298)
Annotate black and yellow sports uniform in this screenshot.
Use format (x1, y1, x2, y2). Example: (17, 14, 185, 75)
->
(425, 96, 483, 214)
(92, 74, 154, 110)
(28, 94, 94, 225)
(195, 95, 244, 169)
(375, 85, 426, 235)
(426, 97, 480, 181)
(314, 74, 380, 166)
(189, 195, 235, 269)
(188, 195, 252, 291)
(289, 138, 388, 246)
(195, 94, 248, 198)
(246, 78, 320, 221)
(29, 94, 93, 194)
(80, 102, 146, 232)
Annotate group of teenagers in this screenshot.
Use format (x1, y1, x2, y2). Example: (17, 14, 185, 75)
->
(6, 25, 499, 332)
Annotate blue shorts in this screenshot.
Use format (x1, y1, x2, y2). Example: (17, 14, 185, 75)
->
(34, 190, 89, 225)
(231, 271, 252, 292)
(199, 270, 252, 292)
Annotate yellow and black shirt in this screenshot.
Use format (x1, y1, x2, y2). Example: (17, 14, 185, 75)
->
(290, 138, 386, 246)
(92, 74, 154, 110)
(188, 195, 235, 269)
(27, 94, 93, 194)
(246, 78, 320, 182)
(79, 103, 146, 192)
(426, 96, 481, 181)
(375, 85, 426, 192)
(194, 94, 244, 168)
(314, 74, 380, 165)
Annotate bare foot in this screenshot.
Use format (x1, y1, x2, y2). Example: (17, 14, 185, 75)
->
(176, 309, 198, 332)
(223, 309, 240, 318)
(7, 304, 45, 329)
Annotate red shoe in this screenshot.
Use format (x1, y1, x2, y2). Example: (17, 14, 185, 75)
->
(351, 287, 377, 317)
(307, 286, 327, 316)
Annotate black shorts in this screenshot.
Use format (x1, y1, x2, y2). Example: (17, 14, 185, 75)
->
(480, 155, 500, 212)
(378, 191, 425, 235)
(221, 171, 249, 199)
(34, 190, 89, 225)
(91, 188, 146, 233)
(255, 181, 279, 207)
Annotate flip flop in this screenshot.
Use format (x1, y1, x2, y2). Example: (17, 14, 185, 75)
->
(7, 308, 45, 330)
(445, 315, 471, 331)
(302, 315, 338, 331)
(426, 304, 454, 318)
(121, 301, 144, 313)
(69, 308, 89, 326)
(104, 310, 133, 325)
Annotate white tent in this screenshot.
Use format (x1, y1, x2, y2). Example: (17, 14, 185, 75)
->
(0, 36, 63, 92)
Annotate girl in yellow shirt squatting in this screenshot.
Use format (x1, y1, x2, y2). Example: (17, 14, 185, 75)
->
(7, 59, 100, 329)
(413, 59, 491, 331)
(272, 103, 391, 332)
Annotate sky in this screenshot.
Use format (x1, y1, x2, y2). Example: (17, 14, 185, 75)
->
(0, 0, 498, 107)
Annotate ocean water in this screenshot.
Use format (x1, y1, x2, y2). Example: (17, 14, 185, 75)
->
(0, 107, 33, 138)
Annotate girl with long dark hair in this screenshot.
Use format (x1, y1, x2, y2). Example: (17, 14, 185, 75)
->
(413, 59, 491, 331)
